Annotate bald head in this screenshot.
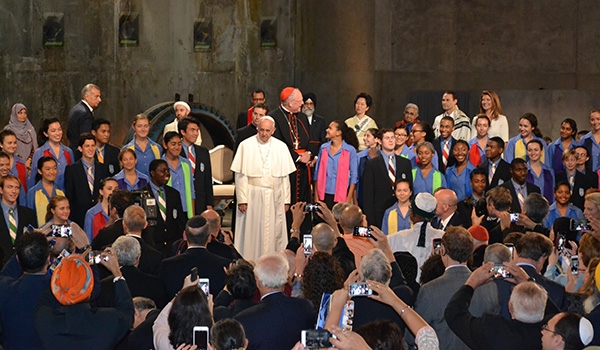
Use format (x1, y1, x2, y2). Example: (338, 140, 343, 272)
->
(340, 205, 364, 233)
(311, 223, 337, 252)
(201, 209, 221, 236)
(434, 189, 458, 219)
(123, 205, 147, 234)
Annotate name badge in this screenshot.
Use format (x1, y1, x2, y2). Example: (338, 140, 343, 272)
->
(109, 164, 115, 174)
(498, 179, 504, 186)
(200, 163, 204, 172)
(580, 188, 584, 197)
(173, 209, 178, 219)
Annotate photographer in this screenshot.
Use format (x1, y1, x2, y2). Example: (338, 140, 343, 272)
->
(472, 186, 513, 244)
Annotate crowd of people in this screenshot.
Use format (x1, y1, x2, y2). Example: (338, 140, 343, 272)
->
(1, 83, 600, 350)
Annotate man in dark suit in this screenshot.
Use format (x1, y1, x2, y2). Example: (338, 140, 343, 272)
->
(35, 254, 133, 349)
(362, 128, 413, 227)
(202, 209, 242, 260)
(92, 118, 121, 176)
(500, 158, 541, 214)
(235, 103, 268, 153)
(444, 262, 559, 350)
(235, 253, 315, 350)
(302, 93, 327, 156)
(433, 116, 457, 173)
(432, 188, 464, 230)
(178, 118, 214, 214)
(0, 232, 51, 349)
(121, 205, 163, 276)
(478, 136, 511, 190)
(236, 90, 266, 130)
(64, 133, 110, 227)
(0, 175, 36, 263)
(159, 215, 230, 299)
(96, 236, 168, 308)
(412, 226, 499, 349)
(141, 159, 186, 256)
(67, 83, 101, 159)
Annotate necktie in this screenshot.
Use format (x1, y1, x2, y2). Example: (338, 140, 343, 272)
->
(489, 163, 496, 184)
(569, 175, 575, 192)
(388, 155, 395, 188)
(517, 186, 525, 209)
(8, 208, 17, 243)
(188, 145, 196, 175)
(442, 140, 450, 169)
(97, 147, 104, 164)
(157, 188, 167, 221)
(86, 165, 94, 194)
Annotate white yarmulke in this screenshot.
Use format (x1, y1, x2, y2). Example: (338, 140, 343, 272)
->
(415, 192, 437, 214)
(173, 101, 191, 112)
(580, 317, 594, 346)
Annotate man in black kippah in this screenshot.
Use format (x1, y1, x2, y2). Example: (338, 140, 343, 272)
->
(158, 215, 230, 298)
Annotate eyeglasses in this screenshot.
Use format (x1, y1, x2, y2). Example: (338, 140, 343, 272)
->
(411, 129, 424, 134)
(542, 323, 563, 339)
(395, 134, 408, 138)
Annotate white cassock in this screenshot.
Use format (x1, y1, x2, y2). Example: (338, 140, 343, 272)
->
(231, 135, 296, 261)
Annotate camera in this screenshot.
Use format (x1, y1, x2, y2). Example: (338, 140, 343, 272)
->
(49, 224, 72, 238)
(88, 250, 109, 265)
(353, 226, 373, 238)
(432, 238, 442, 255)
(571, 219, 591, 231)
(509, 213, 519, 222)
(193, 326, 209, 348)
(131, 190, 158, 226)
(304, 203, 319, 213)
(490, 264, 512, 278)
(303, 235, 313, 255)
(474, 198, 488, 217)
(301, 329, 332, 349)
(348, 282, 372, 297)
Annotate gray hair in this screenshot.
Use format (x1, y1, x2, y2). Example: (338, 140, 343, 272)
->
(523, 193, 549, 223)
(133, 296, 156, 312)
(509, 282, 548, 323)
(405, 103, 419, 113)
(359, 249, 392, 285)
(332, 202, 351, 221)
(416, 141, 435, 154)
(81, 83, 100, 99)
(123, 205, 147, 233)
(484, 243, 512, 264)
(312, 223, 336, 252)
(254, 253, 289, 289)
(112, 236, 141, 266)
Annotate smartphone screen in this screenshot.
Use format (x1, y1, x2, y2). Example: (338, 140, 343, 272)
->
(303, 235, 313, 255)
(193, 326, 209, 349)
(353, 226, 372, 238)
(198, 278, 210, 299)
(571, 256, 579, 275)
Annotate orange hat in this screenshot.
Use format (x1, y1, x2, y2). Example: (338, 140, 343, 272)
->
(468, 225, 489, 242)
(280, 87, 295, 101)
(51, 255, 94, 305)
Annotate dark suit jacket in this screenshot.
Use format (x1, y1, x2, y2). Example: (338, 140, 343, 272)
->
(0, 205, 36, 264)
(362, 154, 413, 227)
(97, 265, 168, 308)
(520, 264, 566, 310)
(479, 159, 511, 190)
(433, 136, 457, 173)
(115, 308, 159, 350)
(432, 211, 465, 230)
(35, 279, 134, 350)
(67, 101, 94, 158)
(64, 159, 110, 227)
(235, 292, 315, 350)
(270, 107, 311, 164)
(92, 219, 125, 251)
(159, 246, 230, 299)
(235, 124, 257, 153)
(130, 235, 163, 276)
(140, 183, 186, 255)
(307, 114, 327, 155)
(207, 240, 243, 261)
(445, 285, 545, 350)
(180, 144, 214, 214)
(555, 170, 596, 210)
(500, 181, 541, 213)
(236, 109, 252, 130)
(97, 143, 121, 176)
(214, 298, 257, 322)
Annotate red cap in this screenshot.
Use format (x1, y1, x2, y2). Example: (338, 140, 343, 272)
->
(280, 87, 295, 101)
(468, 225, 489, 242)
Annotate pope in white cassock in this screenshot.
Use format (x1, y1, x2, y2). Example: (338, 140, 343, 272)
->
(231, 116, 296, 261)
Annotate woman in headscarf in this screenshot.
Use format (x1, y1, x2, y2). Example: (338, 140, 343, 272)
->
(4, 103, 38, 171)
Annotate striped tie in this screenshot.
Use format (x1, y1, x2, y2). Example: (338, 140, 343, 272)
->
(489, 163, 496, 184)
(87, 165, 94, 194)
(97, 147, 104, 164)
(157, 188, 167, 221)
(517, 186, 525, 209)
(188, 145, 196, 175)
(8, 208, 17, 243)
(388, 155, 395, 188)
(442, 140, 449, 169)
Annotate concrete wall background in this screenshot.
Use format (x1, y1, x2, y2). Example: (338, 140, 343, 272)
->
(0, 0, 599, 145)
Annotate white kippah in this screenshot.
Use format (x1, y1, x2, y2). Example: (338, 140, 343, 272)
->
(414, 192, 437, 214)
(580, 317, 594, 346)
(173, 101, 191, 112)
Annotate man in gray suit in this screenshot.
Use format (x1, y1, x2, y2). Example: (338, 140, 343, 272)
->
(411, 226, 500, 350)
